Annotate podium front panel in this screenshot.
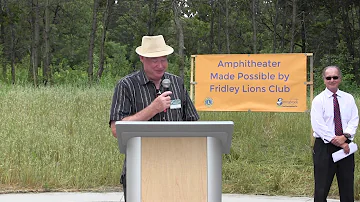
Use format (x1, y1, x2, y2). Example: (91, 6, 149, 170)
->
(141, 137, 207, 202)
(207, 137, 223, 202)
(127, 137, 141, 202)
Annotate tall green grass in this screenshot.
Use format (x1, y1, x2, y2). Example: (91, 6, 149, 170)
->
(202, 111, 314, 196)
(0, 85, 122, 192)
(0, 85, 359, 199)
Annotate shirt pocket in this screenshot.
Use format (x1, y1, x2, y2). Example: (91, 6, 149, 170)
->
(323, 105, 333, 121)
(340, 106, 352, 122)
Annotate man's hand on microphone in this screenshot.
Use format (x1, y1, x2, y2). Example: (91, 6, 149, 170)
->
(152, 91, 172, 113)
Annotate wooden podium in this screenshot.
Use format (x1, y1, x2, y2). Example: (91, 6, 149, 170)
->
(116, 121, 234, 202)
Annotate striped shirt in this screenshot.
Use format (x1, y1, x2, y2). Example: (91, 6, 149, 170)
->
(109, 69, 199, 122)
(109, 69, 199, 178)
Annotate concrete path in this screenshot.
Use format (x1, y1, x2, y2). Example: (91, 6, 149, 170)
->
(0, 192, 345, 202)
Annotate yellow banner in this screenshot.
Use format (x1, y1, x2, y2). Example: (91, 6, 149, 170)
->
(194, 54, 307, 112)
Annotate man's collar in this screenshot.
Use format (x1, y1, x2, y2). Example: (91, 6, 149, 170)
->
(325, 88, 342, 97)
(137, 69, 168, 86)
(138, 69, 149, 85)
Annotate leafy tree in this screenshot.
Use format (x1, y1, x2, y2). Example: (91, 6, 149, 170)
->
(0, 0, 359, 90)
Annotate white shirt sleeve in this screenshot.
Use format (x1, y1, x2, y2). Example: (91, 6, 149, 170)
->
(342, 95, 359, 138)
(310, 94, 334, 143)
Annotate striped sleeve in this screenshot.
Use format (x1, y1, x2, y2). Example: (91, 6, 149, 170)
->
(109, 80, 132, 123)
(182, 84, 199, 121)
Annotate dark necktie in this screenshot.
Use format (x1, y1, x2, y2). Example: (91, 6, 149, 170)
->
(333, 94, 343, 136)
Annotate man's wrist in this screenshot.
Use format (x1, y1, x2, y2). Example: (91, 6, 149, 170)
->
(343, 133, 351, 139)
(343, 133, 352, 144)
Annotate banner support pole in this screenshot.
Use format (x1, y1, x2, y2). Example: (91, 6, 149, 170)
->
(190, 55, 196, 102)
(305, 53, 314, 146)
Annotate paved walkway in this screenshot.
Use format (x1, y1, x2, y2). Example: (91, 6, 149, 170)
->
(0, 192, 345, 202)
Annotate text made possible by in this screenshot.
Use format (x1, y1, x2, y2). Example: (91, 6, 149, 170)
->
(209, 84, 290, 94)
(210, 72, 290, 82)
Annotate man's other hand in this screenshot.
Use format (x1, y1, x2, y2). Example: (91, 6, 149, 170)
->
(340, 143, 350, 154)
(331, 135, 347, 147)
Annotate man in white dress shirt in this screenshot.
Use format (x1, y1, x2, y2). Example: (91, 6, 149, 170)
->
(311, 65, 359, 202)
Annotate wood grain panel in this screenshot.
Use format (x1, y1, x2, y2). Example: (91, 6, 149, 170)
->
(141, 137, 207, 202)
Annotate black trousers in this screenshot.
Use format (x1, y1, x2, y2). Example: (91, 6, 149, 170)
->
(120, 174, 126, 201)
(313, 138, 354, 202)
(120, 157, 126, 202)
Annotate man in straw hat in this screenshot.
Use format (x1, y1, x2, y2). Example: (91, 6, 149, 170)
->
(109, 35, 199, 201)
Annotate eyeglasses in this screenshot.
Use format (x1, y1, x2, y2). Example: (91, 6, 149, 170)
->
(325, 76, 339, 80)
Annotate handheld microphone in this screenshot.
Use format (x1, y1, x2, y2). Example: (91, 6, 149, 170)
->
(161, 79, 171, 92)
(161, 79, 171, 112)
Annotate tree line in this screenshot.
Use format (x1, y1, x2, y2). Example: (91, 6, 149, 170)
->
(0, 0, 359, 91)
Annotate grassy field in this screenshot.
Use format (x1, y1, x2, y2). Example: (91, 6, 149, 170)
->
(0, 85, 359, 199)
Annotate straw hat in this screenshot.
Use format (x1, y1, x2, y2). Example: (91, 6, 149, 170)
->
(135, 35, 174, 57)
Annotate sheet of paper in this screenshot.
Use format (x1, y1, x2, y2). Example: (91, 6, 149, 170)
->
(332, 142, 358, 163)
